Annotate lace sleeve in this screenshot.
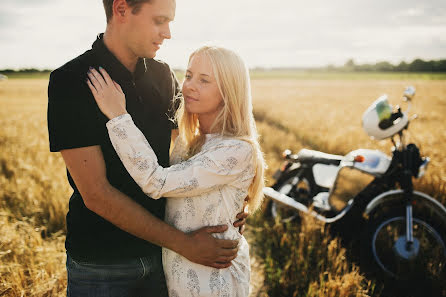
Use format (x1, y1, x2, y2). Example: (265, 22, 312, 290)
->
(106, 114, 255, 199)
(169, 136, 187, 165)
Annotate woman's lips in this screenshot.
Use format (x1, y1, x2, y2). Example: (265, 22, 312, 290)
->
(185, 96, 198, 103)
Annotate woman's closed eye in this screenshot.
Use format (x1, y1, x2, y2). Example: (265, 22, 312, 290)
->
(184, 73, 210, 84)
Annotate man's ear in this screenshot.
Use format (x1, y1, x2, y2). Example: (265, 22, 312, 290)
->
(112, 0, 128, 22)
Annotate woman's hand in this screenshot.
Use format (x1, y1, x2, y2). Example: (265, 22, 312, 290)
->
(86, 67, 127, 120)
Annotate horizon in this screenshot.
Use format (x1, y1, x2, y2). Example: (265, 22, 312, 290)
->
(1, 0, 445, 69)
(2, 57, 446, 72)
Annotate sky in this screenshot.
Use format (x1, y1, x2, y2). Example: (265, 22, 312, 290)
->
(1, 0, 445, 70)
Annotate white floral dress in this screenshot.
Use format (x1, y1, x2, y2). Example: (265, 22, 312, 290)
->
(106, 114, 255, 297)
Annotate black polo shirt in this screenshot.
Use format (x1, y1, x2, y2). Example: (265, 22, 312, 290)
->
(47, 34, 180, 262)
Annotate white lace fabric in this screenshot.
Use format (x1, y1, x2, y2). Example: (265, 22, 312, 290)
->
(106, 114, 255, 297)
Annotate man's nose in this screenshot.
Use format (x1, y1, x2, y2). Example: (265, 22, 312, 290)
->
(161, 25, 171, 39)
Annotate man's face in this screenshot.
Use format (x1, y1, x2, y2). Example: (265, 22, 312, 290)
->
(125, 0, 176, 58)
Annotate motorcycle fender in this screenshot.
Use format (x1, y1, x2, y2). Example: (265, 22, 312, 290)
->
(364, 189, 446, 221)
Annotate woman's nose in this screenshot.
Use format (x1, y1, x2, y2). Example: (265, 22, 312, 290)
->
(183, 79, 197, 92)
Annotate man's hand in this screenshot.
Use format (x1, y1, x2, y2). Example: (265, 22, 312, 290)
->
(233, 196, 249, 234)
(179, 225, 239, 269)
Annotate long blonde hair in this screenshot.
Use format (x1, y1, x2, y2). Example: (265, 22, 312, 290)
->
(174, 45, 265, 212)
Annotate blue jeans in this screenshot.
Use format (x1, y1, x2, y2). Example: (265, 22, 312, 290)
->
(66, 253, 168, 297)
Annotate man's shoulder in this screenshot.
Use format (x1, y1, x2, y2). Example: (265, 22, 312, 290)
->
(146, 57, 170, 70)
(144, 58, 179, 98)
(48, 49, 95, 102)
(145, 58, 175, 78)
(51, 49, 94, 81)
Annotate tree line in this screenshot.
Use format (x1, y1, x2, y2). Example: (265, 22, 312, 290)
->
(0, 68, 52, 74)
(1, 58, 446, 74)
(336, 58, 446, 72)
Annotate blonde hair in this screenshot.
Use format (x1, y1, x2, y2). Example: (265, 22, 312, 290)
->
(174, 45, 266, 212)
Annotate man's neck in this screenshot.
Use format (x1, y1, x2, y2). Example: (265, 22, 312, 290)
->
(103, 30, 138, 74)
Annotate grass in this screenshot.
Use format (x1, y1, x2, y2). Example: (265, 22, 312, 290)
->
(249, 213, 378, 297)
(0, 74, 445, 296)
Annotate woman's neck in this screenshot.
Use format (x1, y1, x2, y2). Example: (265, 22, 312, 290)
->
(197, 105, 224, 134)
(198, 113, 217, 134)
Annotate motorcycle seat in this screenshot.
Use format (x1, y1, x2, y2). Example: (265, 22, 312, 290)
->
(297, 149, 343, 166)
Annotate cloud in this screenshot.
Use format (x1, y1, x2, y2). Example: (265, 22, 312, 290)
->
(0, 0, 445, 69)
(0, 0, 105, 69)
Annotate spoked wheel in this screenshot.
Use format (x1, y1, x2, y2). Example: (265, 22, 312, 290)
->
(270, 176, 312, 223)
(365, 211, 446, 282)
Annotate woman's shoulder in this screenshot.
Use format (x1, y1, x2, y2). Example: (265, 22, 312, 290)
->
(223, 137, 252, 149)
(205, 136, 253, 158)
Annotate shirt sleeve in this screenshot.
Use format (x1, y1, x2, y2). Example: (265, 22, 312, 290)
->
(169, 136, 187, 166)
(106, 114, 254, 199)
(47, 69, 104, 152)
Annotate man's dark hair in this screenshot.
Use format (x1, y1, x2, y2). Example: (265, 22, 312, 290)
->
(103, 0, 152, 23)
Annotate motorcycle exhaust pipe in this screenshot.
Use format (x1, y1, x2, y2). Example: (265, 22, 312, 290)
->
(263, 187, 310, 213)
(263, 187, 353, 223)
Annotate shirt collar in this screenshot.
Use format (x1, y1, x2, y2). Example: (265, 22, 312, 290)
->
(91, 33, 147, 83)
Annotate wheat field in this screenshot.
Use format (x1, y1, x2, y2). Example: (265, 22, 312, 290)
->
(250, 77, 446, 296)
(0, 75, 445, 296)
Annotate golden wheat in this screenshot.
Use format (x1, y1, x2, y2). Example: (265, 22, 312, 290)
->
(0, 76, 444, 296)
(252, 79, 446, 204)
(0, 79, 69, 296)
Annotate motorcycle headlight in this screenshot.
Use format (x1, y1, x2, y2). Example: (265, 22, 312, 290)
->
(417, 157, 430, 178)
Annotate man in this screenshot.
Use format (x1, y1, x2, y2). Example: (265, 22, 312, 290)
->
(47, 0, 248, 296)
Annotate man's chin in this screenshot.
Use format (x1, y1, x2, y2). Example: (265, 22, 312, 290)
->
(138, 50, 157, 59)
(146, 49, 159, 59)
(150, 52, 158, 58)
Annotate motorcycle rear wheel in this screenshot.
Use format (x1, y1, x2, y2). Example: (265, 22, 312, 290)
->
(363, 210, 446, 283)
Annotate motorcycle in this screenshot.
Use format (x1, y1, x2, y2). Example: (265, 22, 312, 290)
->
(263, 86, 446, 283)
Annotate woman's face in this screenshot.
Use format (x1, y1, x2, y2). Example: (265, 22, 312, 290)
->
(182, 53, 224, 118)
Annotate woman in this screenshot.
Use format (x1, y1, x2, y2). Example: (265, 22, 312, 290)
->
(86, 46, 265, 297)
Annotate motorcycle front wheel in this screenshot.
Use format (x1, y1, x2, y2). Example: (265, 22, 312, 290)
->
(363, 210, 446, 283)
(269, 176, 312, 223)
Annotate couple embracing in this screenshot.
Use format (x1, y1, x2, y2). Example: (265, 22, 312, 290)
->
(47, 0, 265, 296)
